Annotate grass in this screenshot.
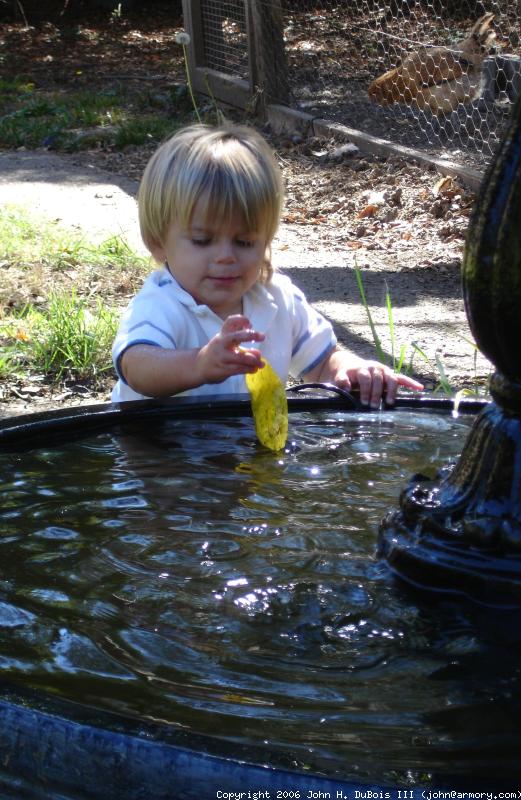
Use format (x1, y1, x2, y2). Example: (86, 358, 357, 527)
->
(0, 349, 17, 381)
(11, 292, 119, 382)
(0, 206, 150, 388)
(0, 24, 220, 398)
(0, 204, 149, 273)
(354, 266, 490, 397)
(0, 78, 190, 151)
(355, 267, 420, 377)
(0, 54, 213, 396)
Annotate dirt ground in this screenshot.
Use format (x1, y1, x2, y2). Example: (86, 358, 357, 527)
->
(0, 143, 492, 418)
(0, 1, 493, 418)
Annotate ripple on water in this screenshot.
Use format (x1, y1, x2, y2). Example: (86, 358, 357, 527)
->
(0, 410, 518, 785)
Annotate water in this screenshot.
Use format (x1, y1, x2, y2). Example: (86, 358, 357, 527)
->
(1, 409, 520, 787)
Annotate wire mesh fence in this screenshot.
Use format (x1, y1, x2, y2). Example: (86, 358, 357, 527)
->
(200, 0, 249, 77)
(284, 0, 520, 169)
(183, 0, 520, 171)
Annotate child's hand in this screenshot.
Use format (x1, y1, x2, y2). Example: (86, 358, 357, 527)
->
(306, 349, 424, 408)
(336, 359, 423, 407)
(197, 314, 266, 384)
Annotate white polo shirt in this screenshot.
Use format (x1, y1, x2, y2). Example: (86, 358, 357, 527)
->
(111, 267, 336, 402)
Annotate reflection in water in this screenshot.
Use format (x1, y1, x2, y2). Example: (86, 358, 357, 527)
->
(0, 410, 520, 787)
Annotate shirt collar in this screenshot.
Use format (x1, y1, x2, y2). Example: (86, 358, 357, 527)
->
(160, 264, 278, 329)
(160, 266, 209, 316)
(244, 281, 278, 332)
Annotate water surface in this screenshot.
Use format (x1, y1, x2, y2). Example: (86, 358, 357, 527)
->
(1, 409, 519, 787)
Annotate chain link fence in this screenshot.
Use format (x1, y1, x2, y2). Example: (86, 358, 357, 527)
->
(182, 0, 520, 171)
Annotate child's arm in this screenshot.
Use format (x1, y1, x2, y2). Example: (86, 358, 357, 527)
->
(303, 346, 423, 407)
(120, 315, 265, 397)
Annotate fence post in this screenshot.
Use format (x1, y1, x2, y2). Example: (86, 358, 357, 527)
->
(181, 0, 205, 78)
(249, 0, 290, 106)
(181, 0, 252, 110)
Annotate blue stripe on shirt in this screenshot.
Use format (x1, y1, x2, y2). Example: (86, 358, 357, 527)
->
(299, 341, 337, 379)
(127, 321, 177, 348)
(292, 315, 325, 358)
(115, 340, 163, 383)
(292, 329, 311, 357)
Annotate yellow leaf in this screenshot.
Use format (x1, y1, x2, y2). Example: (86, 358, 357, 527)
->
(245, 359, 288, 451)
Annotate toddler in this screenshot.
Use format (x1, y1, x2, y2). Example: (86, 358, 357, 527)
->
(112, 123, 423, 406)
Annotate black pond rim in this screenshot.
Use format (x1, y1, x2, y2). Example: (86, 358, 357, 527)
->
(0, 383, 487, 449)
(0, 385, 489, 800)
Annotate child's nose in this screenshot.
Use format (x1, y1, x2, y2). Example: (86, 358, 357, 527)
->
(215, 239, 236, 262)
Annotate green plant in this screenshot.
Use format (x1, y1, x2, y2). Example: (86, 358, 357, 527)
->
(434, 352, 455, 395)
(354, 267, 492, 398)
(110, 3, 123, 23)
(0, 346, 18, 380)
(0, 89, 109, 149)
(113, 116, 179, 149)
(354, 266, 454, 393)
(16, 291, 118, 383)
(384, 280, 408, 373)
(354, 267, 386, 364)
(0, 83, 190, 151)
(175, 30, 202, 123)
(0, 206, 150, 273)
(202, 72, 227, 125)
(0, 207, 151, 388)
(460, 334, 485, 396)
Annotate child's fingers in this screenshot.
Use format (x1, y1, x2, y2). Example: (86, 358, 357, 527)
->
(220, 317, 265, 356)
(221, 314, 254, 334)
(383, 373, 399, 405)
(396, 374, 424, 391)
(242, 350, 264, 371)
(225, 342, 264, 371)
(356, 366, 373, 406)
(384, 372, 423, 405)
(369, 368, 384, 408)
(357, 367, 386, 408)
(224, 329, 265, 350)
(334, 373, 352, 392)
(354, 362, 423, 406)
(353, 366, 394, 407)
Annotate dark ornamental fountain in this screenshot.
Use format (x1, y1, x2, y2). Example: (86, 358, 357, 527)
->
(379, 94, 521, 607)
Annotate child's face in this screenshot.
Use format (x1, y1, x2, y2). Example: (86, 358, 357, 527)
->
(151, 199, 267, 319)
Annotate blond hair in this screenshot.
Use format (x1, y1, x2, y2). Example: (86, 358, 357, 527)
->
(138, 123, 284, 283)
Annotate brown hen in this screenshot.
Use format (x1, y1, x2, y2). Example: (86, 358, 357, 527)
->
(368, 13, 496, 115)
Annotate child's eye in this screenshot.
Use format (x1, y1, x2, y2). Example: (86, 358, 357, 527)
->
(192, 238, 211, 246)
(237, 239, 255, 248)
